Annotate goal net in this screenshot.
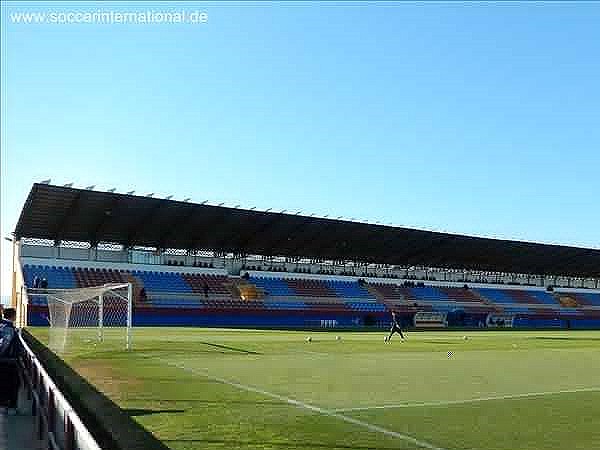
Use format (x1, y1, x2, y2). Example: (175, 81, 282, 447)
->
(28, 283, 132, 353)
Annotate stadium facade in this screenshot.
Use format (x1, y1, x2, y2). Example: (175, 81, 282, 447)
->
(9, 183, 600, 330)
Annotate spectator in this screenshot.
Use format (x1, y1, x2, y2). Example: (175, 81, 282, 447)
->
(203, 282, 209, 299)
(40, 278, 48, 289)
(0, 308, 17, 357)
(33, 275, 40, 288)
(0, 307, 20, 413)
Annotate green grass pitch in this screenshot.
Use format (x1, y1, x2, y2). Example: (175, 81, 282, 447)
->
(30, 328, 600, 450)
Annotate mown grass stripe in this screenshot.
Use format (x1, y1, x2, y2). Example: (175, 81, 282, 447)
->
(334, 386, 600, 412)
(160, 359, 449, 450)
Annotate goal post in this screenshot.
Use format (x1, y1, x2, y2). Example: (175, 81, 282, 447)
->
(27, 283, 133, 353)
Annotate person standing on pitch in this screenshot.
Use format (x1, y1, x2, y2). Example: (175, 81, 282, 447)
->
(385, 310, 405, 342)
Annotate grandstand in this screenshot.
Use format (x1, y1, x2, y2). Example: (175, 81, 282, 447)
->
(8, 183, 600, 330)
(5, 182, 600, 450)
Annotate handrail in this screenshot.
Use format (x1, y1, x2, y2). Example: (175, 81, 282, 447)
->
(145, 292, 232, 300)
(265, 295, 376, 303)
(18, 333, 102, 450)
(145, 293, 382, 303)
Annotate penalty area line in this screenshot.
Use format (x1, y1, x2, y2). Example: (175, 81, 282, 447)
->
(334, 386, 600, 412)
(158, 358, 448, 450)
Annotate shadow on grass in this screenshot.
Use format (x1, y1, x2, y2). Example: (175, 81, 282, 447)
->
(126, 397, 286, 406)
(134, 347, 244, 354)
(199, 341, 262, 355)
(124, 408, 186, 417)
(135, 344, 262, 355)
(162, 438, 401, 449)
(22, 330, 171, 450)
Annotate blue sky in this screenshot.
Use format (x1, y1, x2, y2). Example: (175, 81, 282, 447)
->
(1, 2, 600, 298)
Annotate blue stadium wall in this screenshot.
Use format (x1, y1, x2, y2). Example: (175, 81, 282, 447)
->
(26, 305, 600, 329)
(513, 316, 600, 329)
(26, 306, 392, 328)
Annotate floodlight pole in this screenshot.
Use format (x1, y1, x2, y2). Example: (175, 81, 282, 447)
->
(98, 293, 104, 343)
(126, 283, 133, 350)
(4, 234, 17, 311)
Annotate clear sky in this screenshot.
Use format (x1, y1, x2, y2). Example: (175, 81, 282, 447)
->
(1, 1, 599, 298)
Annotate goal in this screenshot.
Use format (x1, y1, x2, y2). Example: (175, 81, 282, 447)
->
(28, 283, 133, 353)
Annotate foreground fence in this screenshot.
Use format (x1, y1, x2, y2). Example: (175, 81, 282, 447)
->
(18, 333, 102, 450)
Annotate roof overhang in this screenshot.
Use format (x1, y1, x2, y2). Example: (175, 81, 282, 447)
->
(14, 183, 600, 278)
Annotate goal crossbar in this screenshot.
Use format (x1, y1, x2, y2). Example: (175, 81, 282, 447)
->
(27, 283, 133, 352)
(28, 283, 131, 303)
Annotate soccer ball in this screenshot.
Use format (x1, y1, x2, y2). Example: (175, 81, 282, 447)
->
(463, 336, 469, 341)
(305, 336, 312, 343)
(335, 335, 342, 341)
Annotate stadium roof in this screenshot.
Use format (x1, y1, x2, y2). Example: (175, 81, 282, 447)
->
(14, 183, 600, 278)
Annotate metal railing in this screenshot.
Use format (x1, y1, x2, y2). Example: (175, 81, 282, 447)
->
(264, 295, 376, 303)
(145, 292, 233, 301)
(18, 333, 102, 450)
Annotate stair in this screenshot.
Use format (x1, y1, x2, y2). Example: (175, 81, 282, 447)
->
(468, 290, 504, 313)
(366, 284, 405, 311)
(1, 410, 44, 450)
(0, 384, 44, 450)
(226, 278, 265, 301)
(124, 274, 145, 304)
(554, 293, 580, 307)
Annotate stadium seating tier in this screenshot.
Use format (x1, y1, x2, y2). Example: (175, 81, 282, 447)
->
(21, 264, 600, 329)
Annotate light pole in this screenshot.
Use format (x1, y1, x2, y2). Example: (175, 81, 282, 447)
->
(4, 234, 17, 321)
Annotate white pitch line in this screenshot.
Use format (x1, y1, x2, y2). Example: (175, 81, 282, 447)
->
(297, 350, 330, 357)
(159, 359, 448, 450)
(333, 386, 600, 413)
